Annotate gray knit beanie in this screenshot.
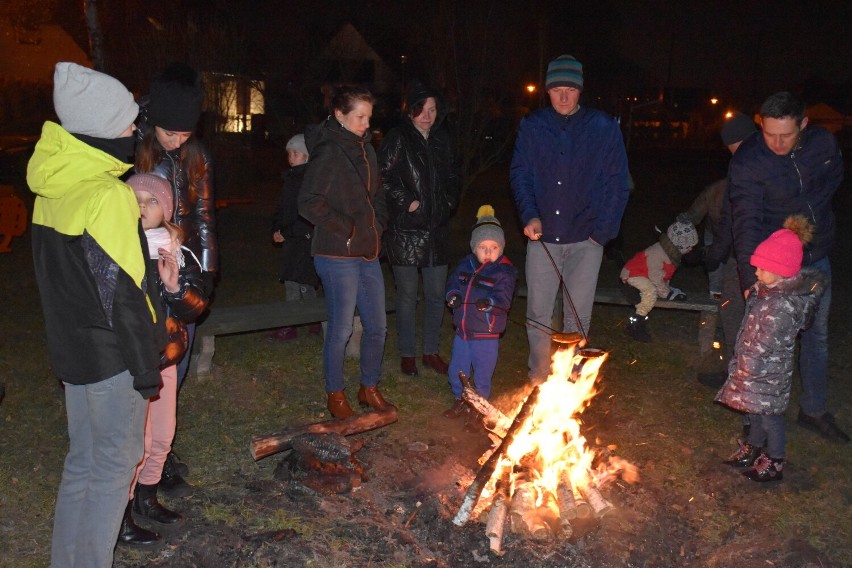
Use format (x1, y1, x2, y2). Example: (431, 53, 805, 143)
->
(545, 55, 584, 91)
(667, 214, 699, 253)
(470, 205, 505, 253)
(53, 62, 138, 138)
(285, 133, 309, 157)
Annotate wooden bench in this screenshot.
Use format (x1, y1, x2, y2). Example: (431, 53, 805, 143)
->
(517, 286, 719, 354)
(190, 297, 395, 380)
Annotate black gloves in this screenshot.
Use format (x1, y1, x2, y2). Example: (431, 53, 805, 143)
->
(475, 299, 493, 312)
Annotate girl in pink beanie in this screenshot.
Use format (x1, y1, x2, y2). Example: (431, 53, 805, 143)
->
(715, 215, 826, 482)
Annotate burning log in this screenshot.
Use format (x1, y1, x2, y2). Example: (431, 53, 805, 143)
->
(250, 406, 398, 460)
(580, 485, 614, 518)
(453, 386, 541, 526)
(459, 373, 513, 437)
(509, 481, 549, 539)
(485, 464, 511, 554)
(556, 471, 577, 522)
(572, 486, 593, 519)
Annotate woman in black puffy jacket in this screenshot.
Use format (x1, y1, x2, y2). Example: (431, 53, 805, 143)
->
(379, 83, 459, 377)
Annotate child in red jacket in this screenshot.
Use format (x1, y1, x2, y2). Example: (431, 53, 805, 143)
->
(620, 214, 698, 342)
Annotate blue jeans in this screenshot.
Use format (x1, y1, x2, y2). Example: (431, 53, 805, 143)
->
(746, 413, 786, 459)
(392, 264, 448, 356)
(799, 257, 831, 416)
(315, 256, 387, 393)
(51, 370, 146, 568)
(525, 239, 603, 381)
(448, 335, 499, 399)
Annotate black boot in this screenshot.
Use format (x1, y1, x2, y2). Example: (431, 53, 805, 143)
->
(117, 501, 161, 546)
(723, 440, 761, 467)
(625, 312, 652, 343)
(160, 456, 194, 498)
(133, 483, 183, 525)
(742, 454, 784, 483)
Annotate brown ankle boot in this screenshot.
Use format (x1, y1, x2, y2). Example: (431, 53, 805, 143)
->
(357, 385, 390, 411)
(327, 391, 354, 419)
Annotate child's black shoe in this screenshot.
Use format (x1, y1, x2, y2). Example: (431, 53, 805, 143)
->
(742, 454, 784, 483)
(723, 440, 761, 468)
(625, 312, 652, 343)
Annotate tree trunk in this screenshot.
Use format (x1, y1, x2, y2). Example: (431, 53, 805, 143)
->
(85, 0, 105, 71)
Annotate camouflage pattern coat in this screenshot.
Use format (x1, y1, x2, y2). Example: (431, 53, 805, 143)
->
(715, 268, 826, 415)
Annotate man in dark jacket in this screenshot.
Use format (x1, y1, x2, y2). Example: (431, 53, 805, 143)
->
(28, 62, 162, 567)
(510, 54, 629, 384)
(726, 91, 847, 443)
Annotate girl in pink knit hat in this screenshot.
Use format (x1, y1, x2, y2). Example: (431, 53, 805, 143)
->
(715, 215, 826, 483)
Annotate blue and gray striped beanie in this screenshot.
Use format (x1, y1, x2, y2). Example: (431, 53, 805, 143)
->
(545, 55, 583, 91)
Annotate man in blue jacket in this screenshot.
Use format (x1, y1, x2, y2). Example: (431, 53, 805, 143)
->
(510, 54, 629, 384)
(727, 91, 847, 443)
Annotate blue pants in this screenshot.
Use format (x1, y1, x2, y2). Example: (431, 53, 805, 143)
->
(51, 370, 146, 568)
(746, 413, 785, 459)
(525, 239, 603, 382)
(391, 264, 448, 357)
(799, 257, 831, 417)
(447, 335, 499, 399)
(315, 256, 387, 393)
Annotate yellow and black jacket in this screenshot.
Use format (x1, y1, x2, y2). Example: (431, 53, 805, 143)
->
(28, 122, 162, 397)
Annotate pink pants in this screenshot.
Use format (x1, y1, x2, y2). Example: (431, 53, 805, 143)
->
(129, 365, 177, 497)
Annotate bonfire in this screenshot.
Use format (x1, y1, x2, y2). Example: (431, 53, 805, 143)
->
(452, 342, 639, 554)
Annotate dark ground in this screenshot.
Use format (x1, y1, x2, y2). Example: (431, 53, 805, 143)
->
(1, 146, 851, 567)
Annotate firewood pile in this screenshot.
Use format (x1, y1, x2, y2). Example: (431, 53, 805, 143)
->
(451, 346, 638, 555)
(273, 432, 367, 494)
(251, 407, 399, 494)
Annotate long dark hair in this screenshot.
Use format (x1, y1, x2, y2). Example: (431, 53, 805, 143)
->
(135, 128, 206, 203)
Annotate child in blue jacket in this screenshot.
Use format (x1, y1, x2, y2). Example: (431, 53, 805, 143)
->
(443, 205, 517, 418)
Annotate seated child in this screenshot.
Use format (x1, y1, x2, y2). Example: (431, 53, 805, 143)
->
(443, 205, 517, 419)
(620, 214, 698, 342)
(716, 215, 825, 483)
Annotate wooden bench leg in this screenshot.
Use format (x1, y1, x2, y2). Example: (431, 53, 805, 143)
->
(697, 310, 718, 355)
(193, 335, 216, 381)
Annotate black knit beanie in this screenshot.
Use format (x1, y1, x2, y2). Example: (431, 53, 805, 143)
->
(148, 63, 204, 132)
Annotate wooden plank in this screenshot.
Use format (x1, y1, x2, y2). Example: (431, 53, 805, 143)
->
(200, 298, 328, 336)
(516, 286, 718, 313)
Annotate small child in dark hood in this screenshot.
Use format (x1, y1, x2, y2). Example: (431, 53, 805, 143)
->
(716, 215, 826, 483)
(620, 214, 698, 342)
(269, 133, 321, 341)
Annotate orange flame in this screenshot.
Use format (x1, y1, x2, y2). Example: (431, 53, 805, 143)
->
(487, 345, 638, 508)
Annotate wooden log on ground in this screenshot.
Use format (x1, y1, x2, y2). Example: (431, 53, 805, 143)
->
(250, 406, 398, 460)
(453, 386, 541, 526)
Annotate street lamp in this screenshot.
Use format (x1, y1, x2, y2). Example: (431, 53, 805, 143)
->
(525, 84, 537, 110)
